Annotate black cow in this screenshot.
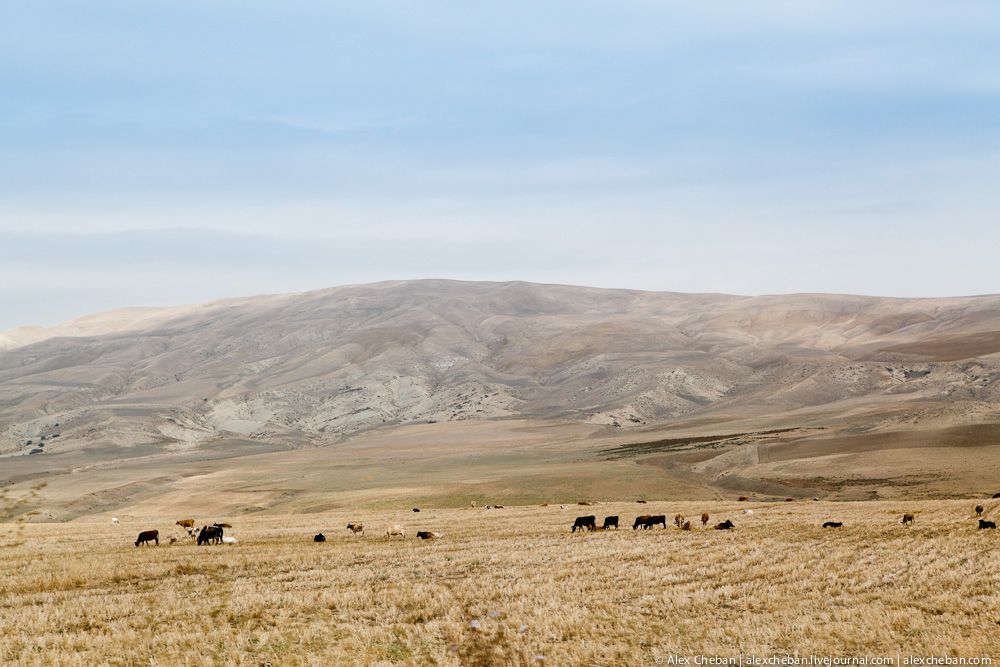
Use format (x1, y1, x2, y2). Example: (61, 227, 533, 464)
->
(572, 515, 597, 533)
(993, 492, 1000, 499)
(314, 533, 326, 542)
(633, 514, 650, 529)
(197, 525, 223, 545)
(645, 515, 667, 529)
(134, 529, 159, 547)
(412, 508, 421, 512)
(714, 520, 735, 530)
(602, 515, 619, 530)
(416, 531, 441, 540)
(822, 521, 843, 528)
(979, 519, 997, 530)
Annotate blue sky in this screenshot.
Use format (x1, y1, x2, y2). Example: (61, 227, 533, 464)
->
(2, 1, 999, 328)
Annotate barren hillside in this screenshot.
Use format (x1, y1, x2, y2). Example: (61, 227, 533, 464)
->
(2, 280, 1000, 462)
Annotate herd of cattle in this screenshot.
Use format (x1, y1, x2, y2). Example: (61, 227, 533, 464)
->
(122, 500, 998, 547)
(131, 520, 237, 547)
(570, 507, 997, 534)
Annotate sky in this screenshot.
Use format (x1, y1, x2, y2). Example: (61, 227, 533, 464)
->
(2, 1, 999, 329)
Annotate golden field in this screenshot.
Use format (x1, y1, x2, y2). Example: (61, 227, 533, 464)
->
(0, 500, 998, 666)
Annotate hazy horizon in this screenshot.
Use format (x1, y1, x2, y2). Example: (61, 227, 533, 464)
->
(3, 2, 999, 328)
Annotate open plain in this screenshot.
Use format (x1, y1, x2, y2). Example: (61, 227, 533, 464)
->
(2, 282, 1000, 664)
(1, 500, 998, 665)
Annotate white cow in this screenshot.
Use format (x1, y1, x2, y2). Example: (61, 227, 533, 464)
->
(385, 524, 406, 540)
(221, 536, 238, 544)
(111, 517, 119, 525)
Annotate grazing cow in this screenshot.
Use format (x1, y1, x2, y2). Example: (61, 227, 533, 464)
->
(901, 514, 915, 526)
(416, 531, 442, 540)
(572, 516, 597, 533)
(633, 514, 651, 530)
(737, 496, 749, 502)
(197, 525, 223, 545)
(135, 530, 159, 547)
(602, 516, 619, 530)
(822, 521, 843, 528)
(715, 520, 735, 530)
(346, 523, 365, 536)
(673, 514, 685, 528)
(559, 505, 567, 510)
(639, 515, 667, 530)
(314, 533, 326, 542)
(975, 505, 984, 517)
(386, 525, 406, 539)
(493, 505, 504, 509)
(681, 521, 692, 531)
(111, 517, 119, 525)
(979, 519, 997, 530)
(701, 513, 709, 526)
(412, 508, 421, 513)
(176, 519, 195, 530)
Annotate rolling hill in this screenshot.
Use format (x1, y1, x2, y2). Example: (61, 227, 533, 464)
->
(2, 280, 999, 516)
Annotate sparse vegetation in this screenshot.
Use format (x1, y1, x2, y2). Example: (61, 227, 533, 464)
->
(0, 500, 997, 664)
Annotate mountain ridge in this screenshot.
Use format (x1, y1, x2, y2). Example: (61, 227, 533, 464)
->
(2, 279, 999, 460)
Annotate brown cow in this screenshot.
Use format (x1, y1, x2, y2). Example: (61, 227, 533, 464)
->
(135, 530, 159, 547)
(701, 512, 709, 526)
(175, 519, 195, 530)
(673, 514, 685, 528)
(346, 523, 365, 536)
(901, 514, 915, 526)
(738, 496, 749, 502)
(975, 505, 984, 517)
(681, 521, 692, 531)
(715, 520, 735, 530)
(633, 514, 651, 530)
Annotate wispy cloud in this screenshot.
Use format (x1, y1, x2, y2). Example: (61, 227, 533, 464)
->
(1, 1, 999, 326)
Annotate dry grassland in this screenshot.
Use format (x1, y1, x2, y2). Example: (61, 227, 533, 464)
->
(1, 500, 998, 666)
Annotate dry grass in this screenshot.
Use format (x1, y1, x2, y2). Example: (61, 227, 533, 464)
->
(1, 500, 998, 665)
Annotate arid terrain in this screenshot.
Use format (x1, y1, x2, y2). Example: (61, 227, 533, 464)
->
(0, 500, 997, 665)
(1, 280, 999, 518)
(1, 281, 999, 664)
